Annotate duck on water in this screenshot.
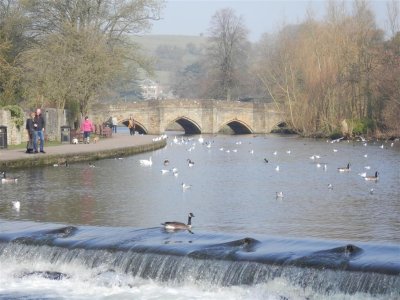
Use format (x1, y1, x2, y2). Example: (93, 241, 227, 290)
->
(365, 171, 379, 181)
(337, 163, 351, 172)
(162, 213, 195, 231)
(1, 171, 18, 184)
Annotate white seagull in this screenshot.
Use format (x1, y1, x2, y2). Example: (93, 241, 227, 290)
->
(198, 136, 204, 144)
(181, 183, 192, 190)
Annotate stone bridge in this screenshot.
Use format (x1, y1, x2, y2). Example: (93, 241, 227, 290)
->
(92, 99, 285, 135)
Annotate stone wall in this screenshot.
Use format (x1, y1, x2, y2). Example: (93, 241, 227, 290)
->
(0, 108, 72, 146)
(0, 109, 23, 146)
(93, 99, 285, 134)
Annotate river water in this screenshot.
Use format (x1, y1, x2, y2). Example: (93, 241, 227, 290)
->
(0, 132, 399, 299)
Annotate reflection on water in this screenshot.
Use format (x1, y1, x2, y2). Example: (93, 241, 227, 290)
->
(0, 134, 399, 243)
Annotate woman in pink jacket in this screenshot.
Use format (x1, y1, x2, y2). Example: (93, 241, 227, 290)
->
(80, 116, 94, 144)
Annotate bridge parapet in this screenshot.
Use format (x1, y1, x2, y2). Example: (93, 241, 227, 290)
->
(92, 99, 284, 135)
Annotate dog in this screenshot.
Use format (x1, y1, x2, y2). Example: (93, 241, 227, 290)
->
(72, 138, 79, 144)
(93, 136, 99, 144)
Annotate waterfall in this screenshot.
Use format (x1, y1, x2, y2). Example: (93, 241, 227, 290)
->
(0, 242, 398, 297)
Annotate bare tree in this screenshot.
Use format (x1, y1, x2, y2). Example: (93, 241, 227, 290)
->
(386, 0, 399, 38)
(254, 0, 388, 137)
(206, 8, 249, 100)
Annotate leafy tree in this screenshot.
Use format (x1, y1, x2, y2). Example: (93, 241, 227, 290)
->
(20, 0, 163, 117)
(0, 0, 31, 105)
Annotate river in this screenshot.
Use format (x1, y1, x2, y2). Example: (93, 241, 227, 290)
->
(0, 132, 399, 299)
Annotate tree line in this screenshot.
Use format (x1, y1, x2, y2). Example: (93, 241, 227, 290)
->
(173, 1, 399, 138)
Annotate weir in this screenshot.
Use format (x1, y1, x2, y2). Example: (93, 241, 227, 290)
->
(0, 221, 399, 297)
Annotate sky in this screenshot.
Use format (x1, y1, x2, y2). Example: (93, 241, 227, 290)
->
(149, 0, 392, 42)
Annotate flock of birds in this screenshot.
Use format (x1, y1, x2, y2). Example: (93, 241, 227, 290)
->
(139, 134, 388, 201)
(137, 134, 394, 230)
(1, 133, 396, 230)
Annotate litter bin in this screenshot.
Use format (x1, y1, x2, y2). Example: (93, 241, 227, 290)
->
(0, 126, 7, 149)
(60, 126, 71, 143)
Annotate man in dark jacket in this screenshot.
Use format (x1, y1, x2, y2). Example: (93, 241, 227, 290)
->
(33, 108, 46, 153)
(25, 111, 35, 153)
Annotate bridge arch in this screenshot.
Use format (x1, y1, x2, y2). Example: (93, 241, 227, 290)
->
(166, 116, 201, 135)
(121, 119, 148, 134)
(270, 121, 295, 134)
(219, 119, 253, 134)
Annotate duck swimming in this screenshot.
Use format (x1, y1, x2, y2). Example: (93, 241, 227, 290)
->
(365, 171, 379, 181)
(162, 213, 195, 230)
(181, 182, 192, 190)
(139, 157, 152, 166)
(187, 159, 194, 167)
(53, 161, 69, 167)
(338, 163, 351, 172)
(1, 171, 18, 184)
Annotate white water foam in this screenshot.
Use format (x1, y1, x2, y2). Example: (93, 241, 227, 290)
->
(0, 259, 393, 300)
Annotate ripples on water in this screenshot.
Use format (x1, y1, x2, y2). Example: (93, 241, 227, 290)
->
(0, 133, 399, 299)
(1, 133, 399, 242)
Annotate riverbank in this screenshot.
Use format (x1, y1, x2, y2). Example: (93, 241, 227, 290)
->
(0, 134, 167, 169)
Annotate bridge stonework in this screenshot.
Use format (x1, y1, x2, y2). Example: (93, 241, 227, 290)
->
(92, 99, 284, 135)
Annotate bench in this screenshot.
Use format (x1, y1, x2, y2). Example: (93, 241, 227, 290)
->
(100, 126, 112, 138)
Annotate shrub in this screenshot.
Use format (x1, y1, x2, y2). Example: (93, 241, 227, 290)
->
(350, 118, 375, 136)
(3, 105, 24, 129)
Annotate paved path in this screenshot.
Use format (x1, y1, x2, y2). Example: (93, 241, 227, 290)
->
(0, 134, 166, 169)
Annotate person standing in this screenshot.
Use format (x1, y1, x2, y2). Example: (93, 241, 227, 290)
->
(80, 116, 94, 144)
(112, 116, 118, 133)
(128, 116, 135, 136)
(33, 108, 46, 153)
(25, 111, 35, 153)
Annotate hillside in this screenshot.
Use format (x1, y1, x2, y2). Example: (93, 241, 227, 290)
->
(132, 34, 207, 87)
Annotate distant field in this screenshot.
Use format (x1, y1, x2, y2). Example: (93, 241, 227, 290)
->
(132, 34, 207, 53)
